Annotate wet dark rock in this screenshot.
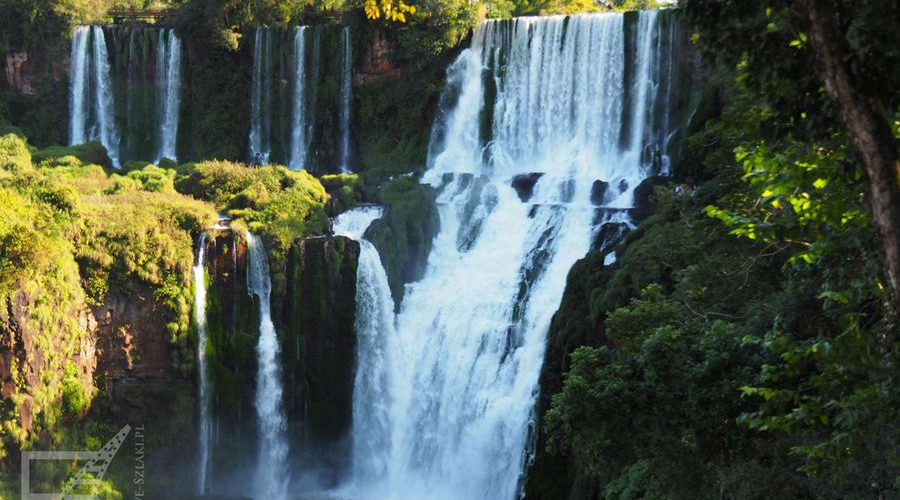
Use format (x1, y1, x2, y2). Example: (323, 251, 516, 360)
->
(511, 172, 544, 202)
(591, 180, 609, 205)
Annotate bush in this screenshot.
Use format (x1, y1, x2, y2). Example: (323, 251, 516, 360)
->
(0, 132, 33, 175)
(32, 142, 113, 170)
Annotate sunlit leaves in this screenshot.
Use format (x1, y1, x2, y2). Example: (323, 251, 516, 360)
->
(364, 0, 416, 22)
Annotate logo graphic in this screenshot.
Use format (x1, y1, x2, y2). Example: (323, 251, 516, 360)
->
(21, 425, 131, 500)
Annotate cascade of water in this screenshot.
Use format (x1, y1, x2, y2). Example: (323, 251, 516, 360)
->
(69, 26, 91, 146)
(249, 28, 272, 165)
(288, 27, 309, 170)
(157, 29, 182, 163)
(339, 27, 352, 173)
(246, 233, 288, 500)
(193, 235, 212, 495)
(333, 206, 396, 482)
(346, 11, 676, 500)
(90, 26, 120, 168)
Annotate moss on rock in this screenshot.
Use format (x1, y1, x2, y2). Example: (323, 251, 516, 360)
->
(364, 176, 440, 306)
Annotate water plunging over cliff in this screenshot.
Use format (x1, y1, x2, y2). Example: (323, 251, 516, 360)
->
(247, 233, 289, 499)
(156, 29, 182, 163)
(289, 27, 313, 170)
(249, 28, 273, 165)
(345, 11, 678, 500)
(339, 27, 353, 173)
(334, 206, 396, 481)
(69, 26, 120, 167)
(193, 236, 211, 495)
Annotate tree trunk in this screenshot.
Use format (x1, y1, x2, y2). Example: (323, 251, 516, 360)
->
(795, 0, 900, 313)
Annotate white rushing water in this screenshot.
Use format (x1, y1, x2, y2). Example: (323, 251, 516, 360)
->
(289, 27, 310, 170)
(246, 233, 289, 499)
(339, 26, 352, 173)
(69, 26, 91, 147)
(90, 26, 119, 168)
(333, 206, 396, 482)
(70, 26, 120, 167)
(156, 29, 182, 163)
(249, 28, 272, 165)
(344, 11, 675, 500)
(193, 235, 211, 495)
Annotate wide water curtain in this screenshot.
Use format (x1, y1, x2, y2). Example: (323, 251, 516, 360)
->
(347, 11, 677, 500)
(157, 29, 182, 163)
(70, 26, 120, 167)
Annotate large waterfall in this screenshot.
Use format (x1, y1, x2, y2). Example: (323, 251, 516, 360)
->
(246, 233, 289, 499)
(156, 29, 182, 163)
(339, 26, 353, 173)
(344, 10, 677, 500)
(333, 206, 396, 481)
(69, 26, 120, 167)
(193, 236, 212, 495)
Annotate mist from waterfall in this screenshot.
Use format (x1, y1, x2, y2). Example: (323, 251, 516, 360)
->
(156, 29, 182, 163)
(246, 233, 289, 500)
(249, 28, 273, 165)
(69, 26, 120, 168)
(193, 235, 211, 495)
(333, 206, 396, 482)
(339, 26, 352, 173)
(343, 10, 677, 500)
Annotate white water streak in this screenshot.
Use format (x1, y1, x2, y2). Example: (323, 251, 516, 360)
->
(157, 29, 182, 163)
(289, 27, 310, 170)
(194, 236, 211, 494)
(247, 233, 289, 500)
(249, 28, 272, 165)
(339, 27, 353, 173)
(334, 206, 396, 482)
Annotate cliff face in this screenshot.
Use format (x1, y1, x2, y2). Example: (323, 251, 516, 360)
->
(0, 286, 97, 437)
(281, 235, 359, 448)
(202, 230, 359, 488)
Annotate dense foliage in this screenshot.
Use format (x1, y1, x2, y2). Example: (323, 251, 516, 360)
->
(0, 133, 216, 497)
(533, 1, 900, 497)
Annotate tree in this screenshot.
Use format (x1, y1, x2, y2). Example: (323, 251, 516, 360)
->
(793, 0, 900, 313)
(684, 0, 900, 313)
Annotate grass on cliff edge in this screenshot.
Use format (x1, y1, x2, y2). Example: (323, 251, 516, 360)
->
(0, 133, 217, 462)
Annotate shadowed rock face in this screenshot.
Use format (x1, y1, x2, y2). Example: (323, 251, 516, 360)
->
(512, 173, 544, 202)
(281, 235, 359, 447)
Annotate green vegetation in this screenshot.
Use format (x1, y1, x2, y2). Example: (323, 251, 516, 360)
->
(364, 176, 439, 305)
(0, 133, 216, 465)
(174, 160, 329, 263)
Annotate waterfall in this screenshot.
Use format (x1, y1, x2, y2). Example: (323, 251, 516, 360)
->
(69, 26, 90, 146)
(249, 28, 272, 165)
(339, 27, 352, 173)
(90, 26, 119, 168)
(69, 26, 120, 167)
(246, 233, 289, 500)
(333, 206, 396, 481)
(156, 29, 182, 163)
(193, 235, 211, 495)
(345, 11, 677, 500)
(288, 27, 310, 170)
